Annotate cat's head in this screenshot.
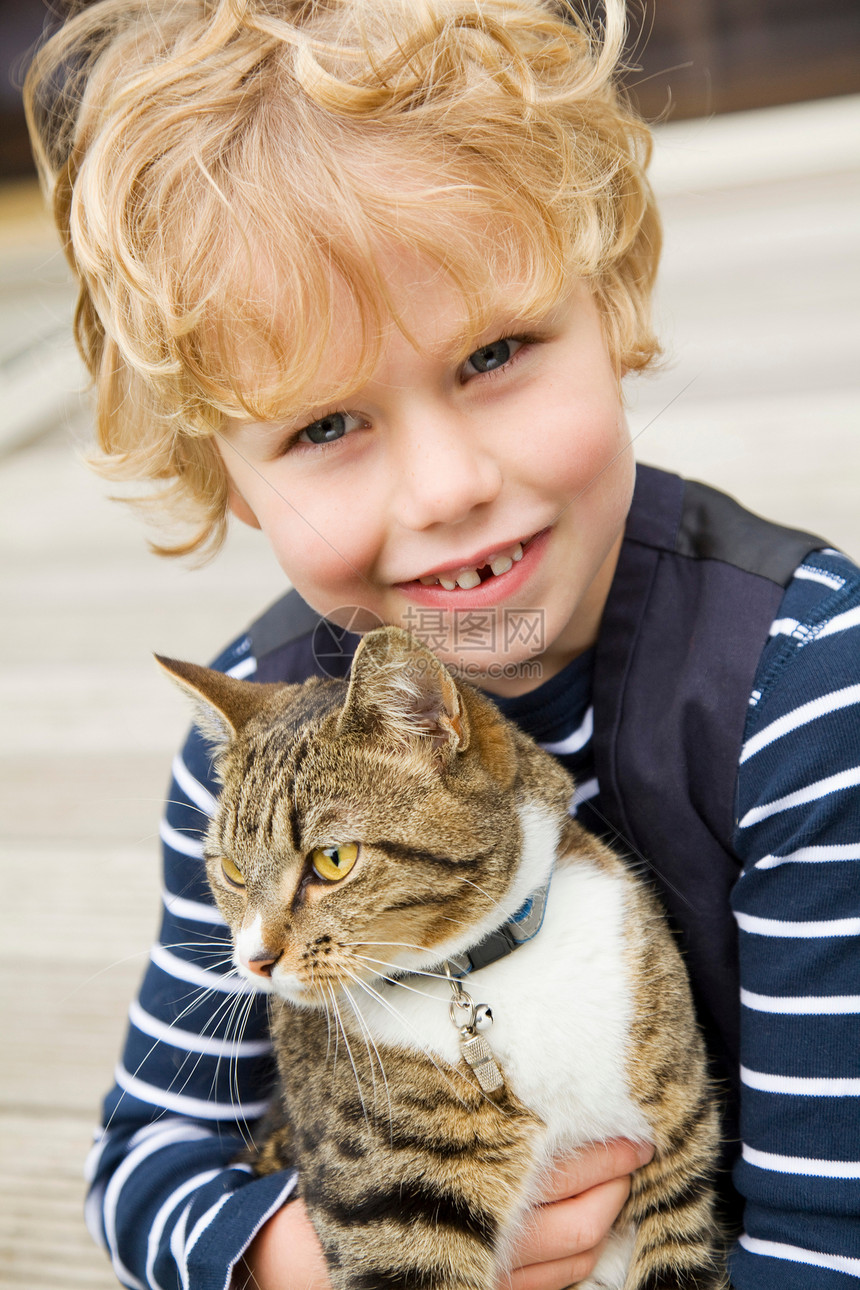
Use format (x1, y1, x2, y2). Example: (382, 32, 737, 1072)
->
(158, 627, 571, 1007)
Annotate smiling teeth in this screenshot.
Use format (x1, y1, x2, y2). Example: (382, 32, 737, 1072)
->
(418, 539, 528, 589)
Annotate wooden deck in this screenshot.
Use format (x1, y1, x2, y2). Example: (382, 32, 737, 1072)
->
(2, 95, 859, 1288)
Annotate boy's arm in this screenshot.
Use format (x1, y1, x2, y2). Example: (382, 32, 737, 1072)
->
(729, 550, 860, 1289)
(86, 638, 299, 1290)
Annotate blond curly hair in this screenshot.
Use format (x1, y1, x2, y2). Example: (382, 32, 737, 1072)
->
(26, 0, 661, 557)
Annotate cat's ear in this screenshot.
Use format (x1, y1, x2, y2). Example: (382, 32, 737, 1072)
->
(337, 627, 469, 755)
(155, 655, 272, 750)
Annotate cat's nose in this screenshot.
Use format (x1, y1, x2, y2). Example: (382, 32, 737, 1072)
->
(244, 951, 282, 978)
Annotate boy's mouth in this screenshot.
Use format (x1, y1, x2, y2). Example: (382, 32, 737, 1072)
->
(407, 532, 541, 591)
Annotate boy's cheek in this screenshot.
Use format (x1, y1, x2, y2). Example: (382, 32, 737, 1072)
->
(226, 487, 262, 530)
(269, 534, 378, 616)
(537, 408, 631, 501)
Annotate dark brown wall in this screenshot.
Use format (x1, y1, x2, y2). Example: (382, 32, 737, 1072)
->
(0, 1, 51, 177)
(3, 0, 860, 178)
(624, 0, 860, 121)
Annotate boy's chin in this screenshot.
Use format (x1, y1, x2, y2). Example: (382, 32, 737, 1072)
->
(438, 648, 548, 696)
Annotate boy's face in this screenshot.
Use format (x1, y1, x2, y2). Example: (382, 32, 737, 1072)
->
(219, 260, 633, 695)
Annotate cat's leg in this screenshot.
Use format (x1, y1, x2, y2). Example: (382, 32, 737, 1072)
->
(280, 1013, 542, 1290)
(620, 890, 728, 1289)
(305, 1075, 540, 1290)
(615, 1122, 728, 1289)
(236, 1097, 295, 1175)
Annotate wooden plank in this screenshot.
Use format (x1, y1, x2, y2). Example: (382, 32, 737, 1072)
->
(0, 1113, 117, 1289)
(1, 962, 147, 1114)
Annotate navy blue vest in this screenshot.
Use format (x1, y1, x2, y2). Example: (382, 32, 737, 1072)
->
(249, 463, 823, 1218)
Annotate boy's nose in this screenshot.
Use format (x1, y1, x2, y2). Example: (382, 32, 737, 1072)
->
(395, 418, 502, 530)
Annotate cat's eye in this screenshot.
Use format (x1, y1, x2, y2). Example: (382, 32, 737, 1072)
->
(310, 843, 359, 883)
(220, 856, 246, 888)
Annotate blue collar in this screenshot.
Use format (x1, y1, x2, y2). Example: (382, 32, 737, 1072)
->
(444, 873, 552, 977)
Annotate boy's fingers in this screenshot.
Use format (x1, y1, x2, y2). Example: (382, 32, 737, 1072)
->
(510, 1176, 632, 1269)
(502, 1245, 605, 1290)
(538, 1138, 654, 1204)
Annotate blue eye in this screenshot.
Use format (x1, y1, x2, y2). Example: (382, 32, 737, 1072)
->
(464, 338, 522, 376)
(295, 410, 365, 448)
(301, 413, 349, 445)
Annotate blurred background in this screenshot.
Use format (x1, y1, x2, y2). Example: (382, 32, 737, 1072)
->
(2, 3, 859, 1287)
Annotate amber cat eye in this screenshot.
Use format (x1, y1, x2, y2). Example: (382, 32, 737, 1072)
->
(220, 856, 246, 888)
(310, 843, 359, 882)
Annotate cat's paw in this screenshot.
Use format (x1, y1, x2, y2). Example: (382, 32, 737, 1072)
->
(231, 1103, 295, 1176)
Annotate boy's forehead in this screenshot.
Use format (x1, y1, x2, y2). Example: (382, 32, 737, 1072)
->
(330, 246, 522, 362)
(229, 243, 550, 421)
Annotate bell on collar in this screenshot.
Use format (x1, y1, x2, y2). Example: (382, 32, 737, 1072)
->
(474, 1003, 494, 1032)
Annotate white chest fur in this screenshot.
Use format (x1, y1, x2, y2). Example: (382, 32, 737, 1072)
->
(354, 803, 653, 1160)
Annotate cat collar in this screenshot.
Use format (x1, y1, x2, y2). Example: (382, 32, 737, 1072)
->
(444, 876, 552, 978)
(387, 878, 552, 1097)
(437, 880, 553, 1097)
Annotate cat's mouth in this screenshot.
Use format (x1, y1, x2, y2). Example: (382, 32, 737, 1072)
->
(405, 531, 544, 592)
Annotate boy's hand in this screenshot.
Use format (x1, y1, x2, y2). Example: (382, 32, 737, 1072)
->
(500, 1139, 654, 1290)
(233, 1198, 331, 1289)
(234, 1139, 653, 1290)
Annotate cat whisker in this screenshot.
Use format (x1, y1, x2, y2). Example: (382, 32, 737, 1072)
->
(57, 947, 159, 1006)
(352, 958, 452, 1004)
(161, 943, 237, 967)
(341, 980, 384, 1110)
(98, 970, 272, 1144)
(345, 939, 438, 953)
(310, 965, 335, 1064)
(153, 982, 232, 1037)
(453, 876, 512, 920)
(345, 941, 461, 983)
(381, 975, 449, 1003)
(347, 975, 471, 1110)
(99, 981, 230, 1139)
(221, 989, 264, 1154)
(426, 912, 474, 929)
(160, 944, 232, 954)
(326, 984, 341, 1073)
(340, 971, 394, 1107)
(355, 951, 446, 972)
(139, 796, 215, 821)
(161, 982, 269, 1128)
(327, 984, 370, 1128)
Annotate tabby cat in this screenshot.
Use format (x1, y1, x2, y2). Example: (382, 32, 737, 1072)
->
(160, 626, 725, 1290)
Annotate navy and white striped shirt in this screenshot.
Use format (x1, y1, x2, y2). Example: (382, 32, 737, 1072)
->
(86, 549, 860, 1289)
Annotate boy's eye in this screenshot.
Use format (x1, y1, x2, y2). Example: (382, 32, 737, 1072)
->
(463, 337, 522, 376)
(298, 411, 362, 446)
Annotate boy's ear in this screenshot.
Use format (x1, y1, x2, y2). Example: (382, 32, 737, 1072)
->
(226, 486, 261, 530)
(155, 655, 272, 750)
(336, 627, 469, 756)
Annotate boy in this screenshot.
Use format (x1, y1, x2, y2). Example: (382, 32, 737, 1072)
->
(25, 1, 860, 1288)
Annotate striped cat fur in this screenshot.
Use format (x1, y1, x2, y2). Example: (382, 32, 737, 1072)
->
(160, 627, 726, 1290)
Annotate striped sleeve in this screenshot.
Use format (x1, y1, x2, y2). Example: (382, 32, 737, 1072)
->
(729, 550, 860, 1289)
(85, 635, 298, 1290)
